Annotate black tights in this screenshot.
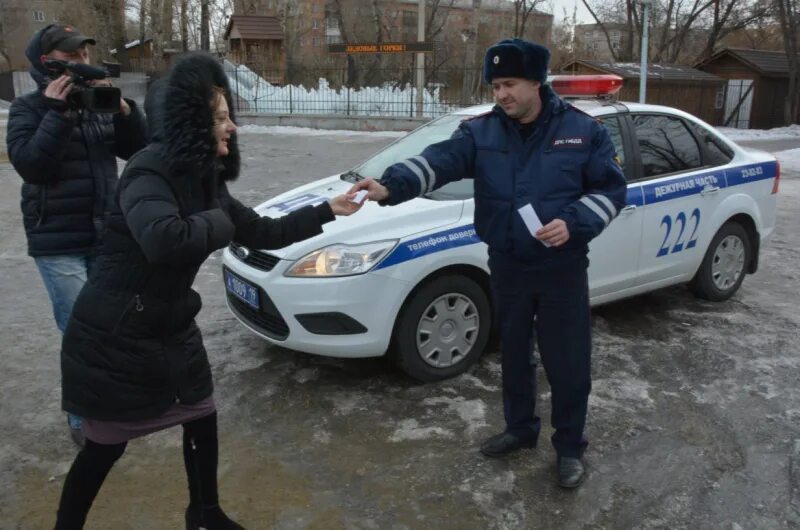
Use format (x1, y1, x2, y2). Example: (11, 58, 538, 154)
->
(54, 411, 219, 530)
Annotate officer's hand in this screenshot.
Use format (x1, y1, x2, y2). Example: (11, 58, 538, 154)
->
(536, 219, 570, 247)
(329, 194, 363, 216)
(44, 75, 73, 103)
(347, 178, 389, 202)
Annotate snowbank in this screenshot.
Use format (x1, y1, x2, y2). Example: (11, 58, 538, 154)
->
(237, 125, 405, 138)
(717, 125, 800, 142)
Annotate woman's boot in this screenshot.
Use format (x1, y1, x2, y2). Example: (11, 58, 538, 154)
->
(182, 412, 244, 530)
(54, 439, 127, 529)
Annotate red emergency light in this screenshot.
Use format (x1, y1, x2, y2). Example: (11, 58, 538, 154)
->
(548, 75, 624, 98)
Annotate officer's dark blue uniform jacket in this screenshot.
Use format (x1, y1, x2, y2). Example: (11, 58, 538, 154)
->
(380, 85, 627, 266)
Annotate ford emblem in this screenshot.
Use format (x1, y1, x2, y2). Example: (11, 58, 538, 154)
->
(235, 246, 250, 260)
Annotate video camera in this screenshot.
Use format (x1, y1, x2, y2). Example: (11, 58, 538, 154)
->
(43, 59, 122, 113)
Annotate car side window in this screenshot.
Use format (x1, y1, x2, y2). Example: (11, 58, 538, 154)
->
(632, 114, 703, 179)
(599, 115, 626, 169)
(688, 122, 734, 167)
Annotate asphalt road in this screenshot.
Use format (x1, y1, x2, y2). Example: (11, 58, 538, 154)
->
(0, 131, 798, 529)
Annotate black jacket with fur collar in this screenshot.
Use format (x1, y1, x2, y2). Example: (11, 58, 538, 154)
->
(60, 53, 335, 421)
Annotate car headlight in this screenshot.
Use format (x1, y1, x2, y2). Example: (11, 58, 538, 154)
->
(284, 240, 398, 277)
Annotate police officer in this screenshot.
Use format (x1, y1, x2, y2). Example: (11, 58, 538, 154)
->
(349, 38, 626, 488)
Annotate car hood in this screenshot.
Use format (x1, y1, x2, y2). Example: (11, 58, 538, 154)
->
(251, 175, 466, 260)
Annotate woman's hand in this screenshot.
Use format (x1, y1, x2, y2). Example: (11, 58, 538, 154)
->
(328, 194, 364, 216)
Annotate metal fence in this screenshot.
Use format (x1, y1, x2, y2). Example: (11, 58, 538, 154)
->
(222, 62, 495, 118)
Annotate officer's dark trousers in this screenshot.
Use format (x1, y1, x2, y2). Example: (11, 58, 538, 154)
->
(489, 253, 591, 458)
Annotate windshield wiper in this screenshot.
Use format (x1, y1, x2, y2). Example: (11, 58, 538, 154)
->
(340, 169, 365, 183)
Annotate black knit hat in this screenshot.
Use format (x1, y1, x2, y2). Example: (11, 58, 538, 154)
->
(483, 38, 550, 84)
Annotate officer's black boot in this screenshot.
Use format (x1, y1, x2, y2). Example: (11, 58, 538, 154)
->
(182, 412, 244, 530)
(557, 456, 586, 488)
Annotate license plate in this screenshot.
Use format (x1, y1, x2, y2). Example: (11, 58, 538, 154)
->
(224, 269, 260, 310)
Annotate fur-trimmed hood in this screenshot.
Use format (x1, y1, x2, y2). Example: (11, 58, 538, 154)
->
(145, 52, 240, 181)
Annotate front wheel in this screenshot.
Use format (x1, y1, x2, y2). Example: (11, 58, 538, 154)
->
(689, 222, 751, 301)
(391, 275, 491, 382)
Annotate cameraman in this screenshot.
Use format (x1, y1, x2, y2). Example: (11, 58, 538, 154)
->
(6, 24, 146, 447)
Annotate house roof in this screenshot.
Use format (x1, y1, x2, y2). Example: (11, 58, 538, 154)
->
(224, 15, 283, 41)
(560, 60, 724, 83)
(696, 48, 789, 76)
(575, 23, 629, 31)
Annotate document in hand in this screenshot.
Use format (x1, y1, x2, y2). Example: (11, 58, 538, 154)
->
(349, 190, 369, 204)
(517, 204, 551, 247)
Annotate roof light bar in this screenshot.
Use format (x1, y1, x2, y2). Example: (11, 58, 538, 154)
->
(547, 75, 624, 98)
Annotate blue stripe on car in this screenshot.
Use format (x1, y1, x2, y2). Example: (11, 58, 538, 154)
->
(374, 161, 776, 270)
(375, 225, 481, 270)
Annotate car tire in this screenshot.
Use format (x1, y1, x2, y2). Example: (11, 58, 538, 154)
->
(391, 275, 491, 382)
(689, 222, 751, 301)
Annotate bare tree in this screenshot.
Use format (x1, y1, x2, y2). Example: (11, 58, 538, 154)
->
(550, 6, 579, 68)
(775, 0, 799, 123)
(461, 0, 482, 102)
(139, 0, 148, 45)
(201, 0, 210, 51)
(512, 0, 547, 38)
(180, 0, 189, 51)
(695, 0, 772, 62)
(150, 0, 164, 57)
(0, 9, 11, 72)
(658, 0, 718, 63)
(90, 0, 127, 61)
(580, 0, 636, 62)
(329, 0, 357, 84)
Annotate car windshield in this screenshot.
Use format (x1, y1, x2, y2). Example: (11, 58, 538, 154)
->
(354, 113, 476, 200)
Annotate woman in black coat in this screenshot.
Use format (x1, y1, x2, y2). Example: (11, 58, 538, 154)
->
(53, 53, 362, 530)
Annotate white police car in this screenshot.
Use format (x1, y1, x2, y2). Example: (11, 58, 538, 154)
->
(222, 75, 779, 381)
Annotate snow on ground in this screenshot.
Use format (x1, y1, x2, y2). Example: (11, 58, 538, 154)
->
(237, 124, 405, 138)
(717, 124, 800, 141)
(775, 148, 800, 173)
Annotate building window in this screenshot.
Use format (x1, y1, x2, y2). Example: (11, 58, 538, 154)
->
(312, 19, 319, 30)
(312, 36, 321, 47)
(327, 35, 342, 45)
(33, 11, 46, 22)
(326, 17, 340, 30)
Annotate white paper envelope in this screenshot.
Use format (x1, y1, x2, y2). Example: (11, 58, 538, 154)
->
(517, 204, 551, 247)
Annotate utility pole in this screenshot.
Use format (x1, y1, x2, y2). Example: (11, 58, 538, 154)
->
(639, 0, 651, 103)
(416, 0, 426, 116)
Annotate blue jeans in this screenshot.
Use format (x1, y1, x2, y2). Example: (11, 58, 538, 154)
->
(34, 254, 95, 429)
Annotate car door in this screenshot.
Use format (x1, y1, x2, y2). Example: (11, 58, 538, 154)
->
(630, 113, 727, 288)
(587, 113, 645, 298)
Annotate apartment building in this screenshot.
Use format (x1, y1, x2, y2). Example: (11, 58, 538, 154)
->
(0, 0, 64, 71)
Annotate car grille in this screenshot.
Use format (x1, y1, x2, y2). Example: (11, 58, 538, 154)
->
(226, 290, 290, 340)
(228, 242, 280, 272)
